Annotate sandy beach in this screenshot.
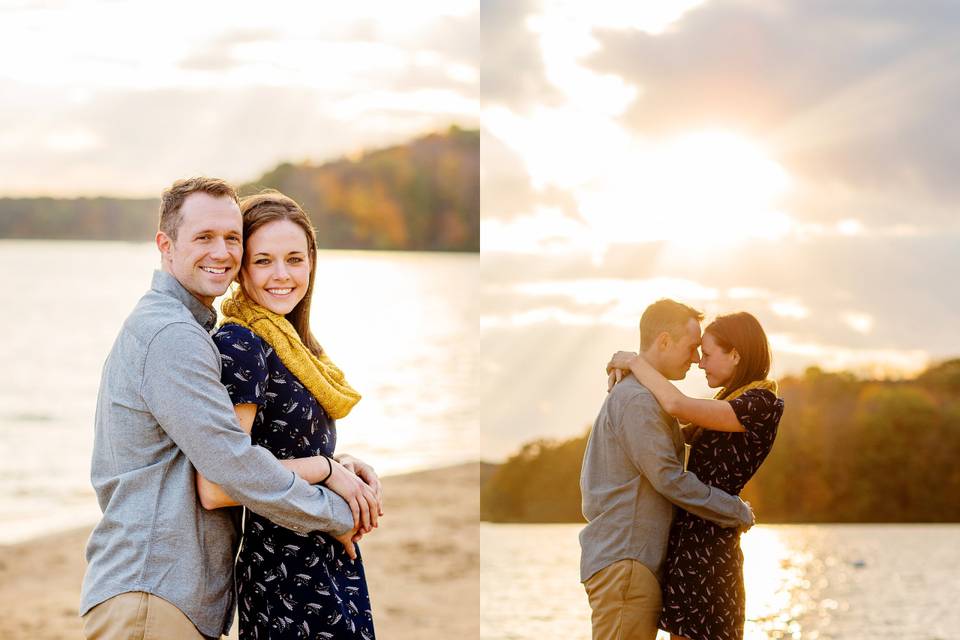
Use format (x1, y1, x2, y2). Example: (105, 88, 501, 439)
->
(0, 463, 479, 639)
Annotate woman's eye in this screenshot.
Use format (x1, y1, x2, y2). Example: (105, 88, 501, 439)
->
(289, 257, 303, 264)
(255, 259, 270, 265)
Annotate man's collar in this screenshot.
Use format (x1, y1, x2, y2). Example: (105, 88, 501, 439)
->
(151, 270, 217, 332)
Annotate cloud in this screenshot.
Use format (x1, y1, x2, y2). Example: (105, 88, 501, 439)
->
(417, 11, 479, 69)
(179, 29, 282, 71)
(0, 85, 467, 196)
(480, 127, 579, 223)
(0, 2, 479, 195)
(588, 0, 960, 228)
(480, 0, 559, 108)
(481, 228, 960, 361)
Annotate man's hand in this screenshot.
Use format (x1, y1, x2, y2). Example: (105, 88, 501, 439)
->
(332, 527, 363, 560)
(322, 457, 381, 533)
(335, 454, 383, 516)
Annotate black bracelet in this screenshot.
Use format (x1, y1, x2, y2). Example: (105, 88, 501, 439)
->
(319, 455, 333, 485)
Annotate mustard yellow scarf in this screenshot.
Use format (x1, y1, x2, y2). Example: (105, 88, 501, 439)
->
(220, 289, 360, 420)
(717, 379, 779, 402)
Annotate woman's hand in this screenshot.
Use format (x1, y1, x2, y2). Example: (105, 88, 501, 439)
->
(332, 527, 364, 560)
(606, 350, 640, 374)
(607, 369, 622, 392)
(335, 454, 383, 515)
(322, 457, 381, 534)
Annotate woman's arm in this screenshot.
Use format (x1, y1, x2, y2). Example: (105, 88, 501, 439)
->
(607, 351, 746, 432)
(196, 405, 381, 531)
(196, 404, 331, 509)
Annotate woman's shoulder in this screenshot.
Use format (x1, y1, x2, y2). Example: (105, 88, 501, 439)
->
(730, 387, 784, 425)
(213, 324, 269, 360)
(215, 322, 259, 344)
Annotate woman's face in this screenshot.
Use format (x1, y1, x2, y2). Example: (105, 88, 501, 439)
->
(698, 331, 739, 389)
(240, 218, 311, 315)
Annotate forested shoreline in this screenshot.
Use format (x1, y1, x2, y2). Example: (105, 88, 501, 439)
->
(481, 360, 960, 523)
(0, 126, 478, 252)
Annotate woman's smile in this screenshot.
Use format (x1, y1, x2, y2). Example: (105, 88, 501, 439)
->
(240, 218, 312, 315)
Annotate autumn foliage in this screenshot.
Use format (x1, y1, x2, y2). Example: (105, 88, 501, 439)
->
(0, 126, 479, 252)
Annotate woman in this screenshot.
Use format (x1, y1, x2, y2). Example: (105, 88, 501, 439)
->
(197, 191, 379, 639)
(607, 311, 784, 640)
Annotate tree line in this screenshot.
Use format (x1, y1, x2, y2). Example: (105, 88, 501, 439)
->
(0, 126, 478, 252)
(481, 359, 960, 523)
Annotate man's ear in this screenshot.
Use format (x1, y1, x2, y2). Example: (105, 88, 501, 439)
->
(156, 231, 172, 261)
(656, 331, 672, 351)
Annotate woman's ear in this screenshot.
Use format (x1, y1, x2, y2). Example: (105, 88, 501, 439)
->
(731, 348, 741, 366)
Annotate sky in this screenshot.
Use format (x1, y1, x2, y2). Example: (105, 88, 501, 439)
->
(0, 0, 478, 196)
(480, 0, 960, 460)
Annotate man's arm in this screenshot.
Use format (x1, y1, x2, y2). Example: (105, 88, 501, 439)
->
(140, 322, 355, 536)
(195, 403, 380, 533)
(616, 391, 753, 529)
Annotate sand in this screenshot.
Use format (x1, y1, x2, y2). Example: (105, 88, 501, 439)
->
(0, 463, 479, 639)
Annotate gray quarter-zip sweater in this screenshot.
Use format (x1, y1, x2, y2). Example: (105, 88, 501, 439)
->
(79, 270, 354, 637)
(579, 375, 752, 583)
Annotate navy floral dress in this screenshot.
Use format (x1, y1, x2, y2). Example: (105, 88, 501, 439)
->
(214, 324, 375, 640)
(658, 388, 784, 640)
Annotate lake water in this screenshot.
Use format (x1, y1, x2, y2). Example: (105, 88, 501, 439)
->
(0, 240, 477, 544)
(481, 523, 960, 640)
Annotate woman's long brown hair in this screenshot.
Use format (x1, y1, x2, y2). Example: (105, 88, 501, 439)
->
(705, 311, 771, 400)
(238, 190, 325, 357)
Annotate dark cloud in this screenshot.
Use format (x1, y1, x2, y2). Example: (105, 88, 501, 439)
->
(589, 0, 960, 227)
(480, 0, 559, 108)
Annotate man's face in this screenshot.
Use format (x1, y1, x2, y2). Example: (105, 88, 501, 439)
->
(661, 318, 702, 380)
(157, 192, 243, 306)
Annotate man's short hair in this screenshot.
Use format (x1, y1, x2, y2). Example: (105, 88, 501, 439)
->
(639, 299, 705, 350)
(159, 177, 238, 240)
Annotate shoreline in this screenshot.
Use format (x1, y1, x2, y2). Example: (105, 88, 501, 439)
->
(0, 462, 480, 640)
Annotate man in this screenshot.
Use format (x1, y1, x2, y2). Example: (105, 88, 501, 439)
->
(80, 177, 378, 639)
(579, 298, 755, 640)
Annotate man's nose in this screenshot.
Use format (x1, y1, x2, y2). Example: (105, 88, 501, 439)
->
(691, 350, 701, 365)
(209, 237, 229, 258)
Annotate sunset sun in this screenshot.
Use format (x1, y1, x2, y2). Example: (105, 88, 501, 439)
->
(578, 130, 794, 251)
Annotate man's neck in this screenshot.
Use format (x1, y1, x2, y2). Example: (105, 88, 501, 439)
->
(160, 263, 214, 308)
(639, 350, 671, 378)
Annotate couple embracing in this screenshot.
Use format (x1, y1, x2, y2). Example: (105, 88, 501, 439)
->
(80, 177, 379, 639)
(580, 298, 785, 640)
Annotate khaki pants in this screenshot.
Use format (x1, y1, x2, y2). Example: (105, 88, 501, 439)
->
(584, 559, 662, 640)
(82, 592, 210, 640)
